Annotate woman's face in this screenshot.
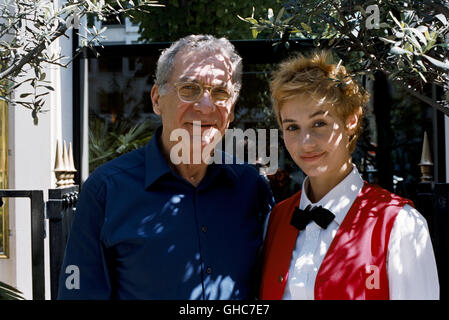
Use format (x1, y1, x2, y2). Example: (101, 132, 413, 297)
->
(280, 94, 357, 181)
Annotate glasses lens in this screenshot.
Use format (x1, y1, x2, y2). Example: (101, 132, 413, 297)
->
(211, 87, 231, 101)
(178, 83, 201, 102)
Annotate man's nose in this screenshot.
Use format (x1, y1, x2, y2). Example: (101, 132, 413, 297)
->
(193, 90, 216, 114)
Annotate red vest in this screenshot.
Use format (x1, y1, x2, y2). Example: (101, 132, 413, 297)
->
(259, 182, 414, 300)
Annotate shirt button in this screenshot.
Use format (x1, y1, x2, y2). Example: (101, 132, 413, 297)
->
(201, 225, 207, 233)
(206, 267, 212, 274)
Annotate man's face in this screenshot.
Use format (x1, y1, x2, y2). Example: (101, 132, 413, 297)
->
(151, 48, 236, 162)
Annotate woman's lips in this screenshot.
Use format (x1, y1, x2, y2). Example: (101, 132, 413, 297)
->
(300, 152, 325, 162)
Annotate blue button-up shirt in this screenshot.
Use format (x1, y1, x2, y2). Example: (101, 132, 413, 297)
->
(58, 128, 274, 299)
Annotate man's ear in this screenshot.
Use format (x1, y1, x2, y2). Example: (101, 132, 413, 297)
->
(228, 103, 236, 123)
(151, 85, 162, 115)
(229, 110, 235, 123)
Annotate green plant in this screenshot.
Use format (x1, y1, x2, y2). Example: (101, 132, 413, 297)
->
(131, 0, 283, 42)
(89, 116, 156, 172)
(0, 0, 163, 124)
(240, 0, 449, 116)
(0, 281, 24, 300)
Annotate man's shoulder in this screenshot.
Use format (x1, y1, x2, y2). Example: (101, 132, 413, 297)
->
(86, 147, 146, 188)
(227, 161, 258, 175)
(222, 161, 266, 185)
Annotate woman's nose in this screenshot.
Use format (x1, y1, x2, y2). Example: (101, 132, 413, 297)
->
(300, 131, 316, 149)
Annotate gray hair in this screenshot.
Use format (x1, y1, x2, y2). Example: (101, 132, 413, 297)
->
(155, 34, 243, 101)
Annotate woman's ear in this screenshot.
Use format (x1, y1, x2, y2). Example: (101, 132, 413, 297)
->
(345, 111, 359, 136)
(151, 85, 161, 115)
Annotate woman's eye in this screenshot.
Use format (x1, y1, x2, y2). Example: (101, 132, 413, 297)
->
(314, 121, 327, 128)
(285, 124, 299, 131)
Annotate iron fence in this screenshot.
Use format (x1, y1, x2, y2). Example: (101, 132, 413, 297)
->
(0, 189, 45, 300)
(0, 186, 78, 300)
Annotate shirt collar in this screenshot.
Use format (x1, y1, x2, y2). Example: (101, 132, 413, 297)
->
(208, 150, 240, 185)
(144, 126, 238, 189)
(144, 126, 172, 189)
(299, 165, 364, 225)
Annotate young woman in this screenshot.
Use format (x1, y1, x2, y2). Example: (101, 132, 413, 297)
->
(259, 51, 439, 300)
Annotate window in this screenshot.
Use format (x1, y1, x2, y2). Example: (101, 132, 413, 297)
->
(0, 99, 8, 258)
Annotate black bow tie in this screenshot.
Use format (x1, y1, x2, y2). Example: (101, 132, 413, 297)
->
(290, 205, 335, 231)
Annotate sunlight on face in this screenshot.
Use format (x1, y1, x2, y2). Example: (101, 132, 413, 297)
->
(154, 48, 236, 161)
(280, 94, 353, 182)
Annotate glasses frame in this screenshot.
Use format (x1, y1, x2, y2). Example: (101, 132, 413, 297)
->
(174, 81, 233, 106)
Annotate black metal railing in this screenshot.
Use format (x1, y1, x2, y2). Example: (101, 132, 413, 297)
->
(46, 186, 79, 300)
(0, 186, 78, 300)
(414, 182, 449, 300)
(0, 190, 45, 300)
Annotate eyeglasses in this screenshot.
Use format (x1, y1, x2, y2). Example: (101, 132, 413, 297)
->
(174, 82, 233, 106)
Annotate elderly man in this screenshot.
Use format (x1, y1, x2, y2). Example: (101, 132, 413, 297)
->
(58, 35, 274, 300)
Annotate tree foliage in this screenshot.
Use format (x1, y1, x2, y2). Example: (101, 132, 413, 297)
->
(131, 0, 283, 42)
(89, 115, 158, 171)
(0, 280, 24, 300)
(241, 0, 449, 116)
(0, 0, 162, 124)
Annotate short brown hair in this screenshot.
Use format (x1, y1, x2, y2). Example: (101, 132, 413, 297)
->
(270, 50, 370, 153)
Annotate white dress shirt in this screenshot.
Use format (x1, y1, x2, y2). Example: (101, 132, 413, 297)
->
(269, 166, 440, 300)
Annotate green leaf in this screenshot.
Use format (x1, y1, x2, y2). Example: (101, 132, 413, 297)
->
(422, 54, 449, 71)
(116, 0, 124, 9)
(435, 43, 449, 48)
(282, 15, 296, 25)
(405, 27, 427, 46)
(417, 71, 427, 83)
(35, 92, 50, 98)
(379, 37, 397, 45)
(416, 59, 427, 72)
(251, 28, 259, 39)
(288, 28, 302, 33)
(435, 14, 448, 26)
(0, 281, 24, 300)
(19, 93, 32, 98)
(404, 42, 414, 54)
(301, 22, 312, 33)
(237, 15, 250, 23)
(267, 8, 274, 23)
(394, 31, 404, 38)
(389, 11, 403, 29)
(246, 17, 258, 24)
(275, 7, 285, 24)
(390, 47, 410, 55)
(405, 34, 422, 53)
